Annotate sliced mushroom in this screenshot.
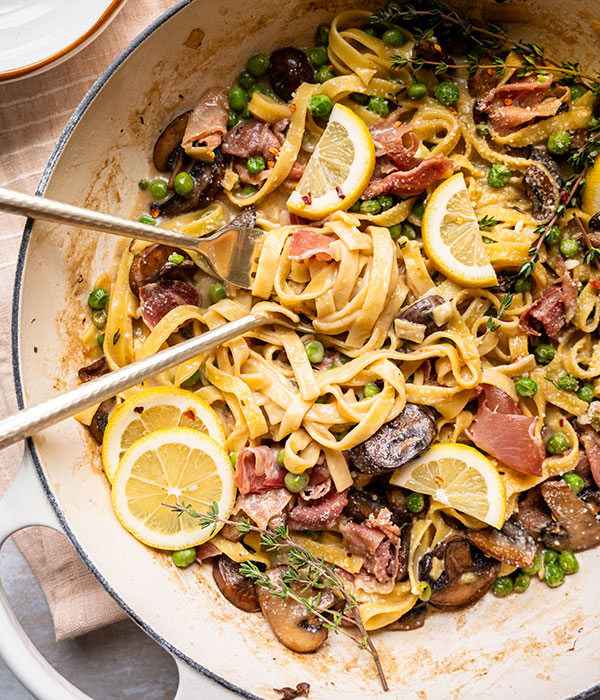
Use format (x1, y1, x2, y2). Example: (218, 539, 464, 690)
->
(523, 162, 560, 224)
(129, 243, 196, 296)
(540, 479, 600, 551)
(212, 555, 260, 612)
(88, 398, 116, 444)
(78, 356, 108, 383)
(384, 604, 427, 631)
(349, 404, 437, 474)
(529, 145, 564, 187)
(467, 59, 497, 99)
(467, 519, 536, 568)
(413, 38, 453, 67)
(153, 111, 192, 172)
(589, 211, 600, 233)
(385, 485, 415, 522)
(258, 566, 334, 652)
(397, 295, 446, 335)
(158, 148, 225, 218)
(345, 487, 387, 522)
(419, 536, 500, 610)
(267, 47, 314, 102)
(273, 682, 310, 700)
(219, 512, 248, 543)
(515, 486, 553, 537)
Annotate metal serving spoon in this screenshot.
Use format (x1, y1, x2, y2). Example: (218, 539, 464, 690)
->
(0, 187, 264, 289)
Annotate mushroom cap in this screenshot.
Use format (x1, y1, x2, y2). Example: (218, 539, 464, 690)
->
(467, 519, 537, 569)
(523, 161, 560, 224)
(128, 243, 196, 296)
(212, 555, 260, 613)
(153, 111, 192, 172)
(267, 47, 314, 102)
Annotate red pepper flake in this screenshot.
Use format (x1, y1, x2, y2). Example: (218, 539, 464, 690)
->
(150, 206, 160, 218)
(559, 188, 569, 203)
(450, 108, 457, 115)
(182, 409, 196, 421)
(301, 192, 313, 205)
(504, 98, 513, 106)
(487, 67, 494, 76)
(590, 280, 600, 290)
(269, 146, 279, 156)
(290, 104, 297, 112)
(133, 406, 144, 414)
(434, 43, 442, 52)
(433, 475, 444, 486)
(328, 64, 334, 71)
(335, 186, 345, 199)
(559, 418, 564, 427)
(267, 160, 275, 168)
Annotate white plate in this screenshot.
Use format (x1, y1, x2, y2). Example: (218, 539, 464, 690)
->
(0, 0, 127, 82)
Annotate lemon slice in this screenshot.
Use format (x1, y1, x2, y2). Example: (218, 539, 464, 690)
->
(422, 173, 498, 287)
(287, 103, 375, 219)
(390, 443, 506, 528)
(582, 154, 600, 216)
(102, 386, 226, 484)
(112, 427, 236, 550)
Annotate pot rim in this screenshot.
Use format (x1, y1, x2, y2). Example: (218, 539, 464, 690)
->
(10, 2, 259, 697)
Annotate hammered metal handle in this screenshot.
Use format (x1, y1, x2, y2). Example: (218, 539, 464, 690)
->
(0, 314, 267, 451)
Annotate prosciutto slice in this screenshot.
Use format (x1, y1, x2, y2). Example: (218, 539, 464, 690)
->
(518, 276, 578, 342)
(288, 229, 339, 262)
(287, 488, 348, 530)
(234, 446, 286, 494)
(234, 488, 293, 529)
(363, 155, 455, 198)
(369, 119, 420, 169)
(580, 428, 600, 488)
(181, 88, 228, 160)
(138, 279, 200, 329)
(222, 119, 281, 161)
(468, 384, 544, 476)
(477, 74, 569, 136)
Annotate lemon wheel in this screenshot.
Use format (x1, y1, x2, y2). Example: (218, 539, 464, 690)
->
(582, 154, 600, 216)
(390, 443, 506, 528)
(111, 427, 236, 550)
(102, 386, 226, 483)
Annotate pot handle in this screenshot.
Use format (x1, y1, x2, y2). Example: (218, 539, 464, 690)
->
(0, 449, 93, 699)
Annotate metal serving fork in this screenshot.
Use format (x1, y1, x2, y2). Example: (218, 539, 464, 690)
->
(0, 187, 264, 288)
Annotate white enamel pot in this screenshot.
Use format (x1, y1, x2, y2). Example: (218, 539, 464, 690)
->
(1, 1, 600, 698)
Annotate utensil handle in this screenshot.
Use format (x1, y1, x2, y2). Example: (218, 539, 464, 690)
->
(0, 186, 201, 252)
(0, 450, 92, 699)
(0, 314, 266, 451)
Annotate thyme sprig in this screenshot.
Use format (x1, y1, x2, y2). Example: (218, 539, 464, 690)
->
(478, 215, 500, 231)
(163, 501, 389, 691)
(486, 292, 514, 332)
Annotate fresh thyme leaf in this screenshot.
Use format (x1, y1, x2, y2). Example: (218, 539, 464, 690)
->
(478, 214, 500, 231)
(481, 236, 495, 244)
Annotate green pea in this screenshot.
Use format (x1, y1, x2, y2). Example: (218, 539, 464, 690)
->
(547, 130, 572, 155)
(434, 80, 459, 106)
(547, 432, 570, 455)
(570, 85, 584, 101)
(227, 112, 240, 129)
(360, 199, 382, 215)
(303, 530, 320, 540)
(514, 277, 532, 294)
(577, 383, 594, 403)
(514, 376, 537, 397)
(558, 550, 579, 575)
(277, 449, 285, 467)
(402, 222, 416, 240)
(96, 332, 105, 347)
(315, 66, 335, 83)
(88, 288, 109, 310)
(91, 309, 106, 328)
(307, 46, 329, 68)
(367, 97, 389, 117)
(406, 491, 425, 513)
(150, 178, 168, 200)
(229, 451, 240, 467)
(557, 375, 579, 392)
(247, 53, 270, 78)
(349, 199, 363, 213)
(461, 572, 476, 584)
(522, 550, 542, 575)
(534, 343, 556, 365)
(587, 115, 600, 131)
(285, 471, 310, 493)
(173, 172, 194, 196)
(308, 94, 333, 119)
(487, 163, 511, 188)
(138, 178, 150, 190)
(382, 28, 404, 46)
(545, 224, 561, 246)
(172, 547, 197, 568)
(513, 572, 531, 593)
(361, 26, 378, 37)
(247, 84, 266, 98)
(563, 472, 585, 495)
(544, 561, 565, 587)
(238, 70, 256, 90)
(138, 214, 157, 226)
(339, 353, 352, 364)
(168, 252, 184, 265)
(543, 549, 559, 566)
(315, 23, 330, 46)
(491, 576, 514, 596)
(476, 124, 490, 138)
(181, 368, 202, 389)
(350, 92, 370, 105)
(418, 582, 431, 602)
(209, 282, 227, 304)
(411, 201, 426, 219)
(559, 238, 580, 258)
(363, 382, 381, 398)
(241, 184, 258, 197)
(227, 86, 247, 113)
(304, 339, 325, 364)
(407, 82, 427, 100)
(247, 156, 266, 174)
(389, 224, 403, 240)
(377, 195, 394, 211)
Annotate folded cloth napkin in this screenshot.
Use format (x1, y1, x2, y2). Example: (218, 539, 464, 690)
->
(0, 0, 176, 641)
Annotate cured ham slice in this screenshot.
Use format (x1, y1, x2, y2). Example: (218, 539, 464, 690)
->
(288, 229, 339, 262)
(468, 384, 544, 476)
(287, 488, 348, 530)
(234, 488, 293, 529)
(182, 88, 228, 160)
(581, 428, 600, 488)
(235, 446, 286, 494)
(362, 155, 455, 198)
(222, 119, 281, 161)
(369, 119, 420, 169)
(518, 276, 578, 342)
(477, 74, 569, 136)
(138, 279, 200, 329)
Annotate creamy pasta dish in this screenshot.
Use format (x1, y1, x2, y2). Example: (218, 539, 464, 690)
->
(78, 1, 600, 684)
